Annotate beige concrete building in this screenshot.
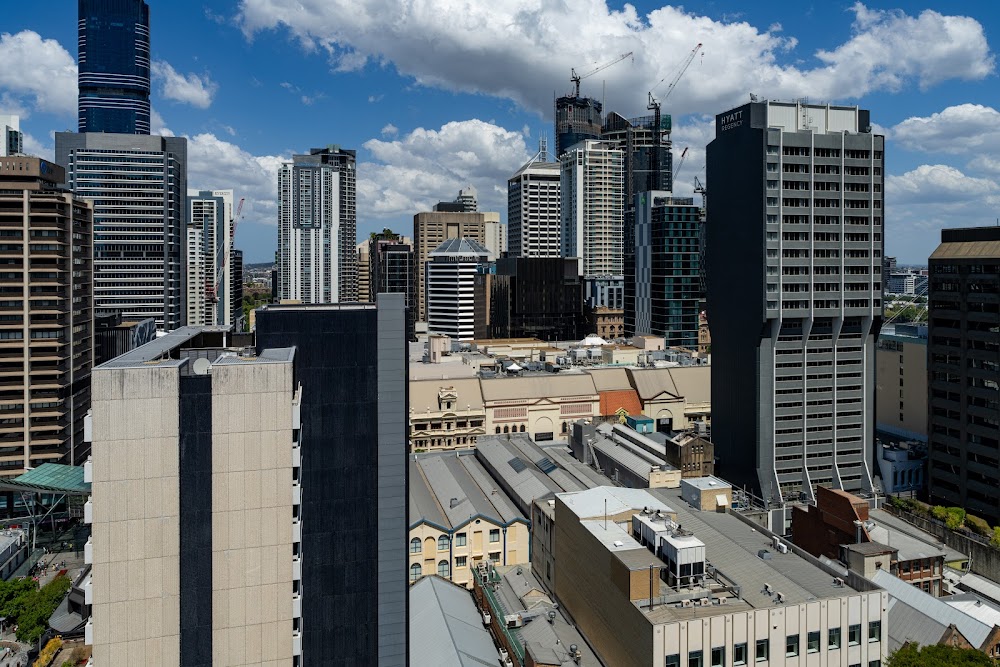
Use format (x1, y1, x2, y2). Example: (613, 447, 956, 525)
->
(408, 377, 485, 452)
(409, 452, 529, 589)
(542, 486, 888, 667)
(356, 240, 370, 303)
(412, 210, 503, 322)
(0, 157, 94, 471)
(629, 366, 711, 432)
(86, 327, 301, 666)
(875, 323, 927, 441)
(481, 373, 599, 441)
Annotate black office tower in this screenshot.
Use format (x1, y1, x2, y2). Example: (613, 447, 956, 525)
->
(490, 257, 584, 341)
(927, 227, 1000, 523)
(255, 295, 408, 667)
(706, 101, 883, 504)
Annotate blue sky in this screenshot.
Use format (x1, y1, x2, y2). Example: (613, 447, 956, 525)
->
(1, 1, 998, 263)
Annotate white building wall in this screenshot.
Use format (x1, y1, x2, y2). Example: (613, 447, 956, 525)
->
(561, 140, 624, 278)
(508, 162, 561, 258)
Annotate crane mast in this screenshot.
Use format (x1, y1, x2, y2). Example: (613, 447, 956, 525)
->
(647, 42, 703, 190)
(570, 51, 634, 98)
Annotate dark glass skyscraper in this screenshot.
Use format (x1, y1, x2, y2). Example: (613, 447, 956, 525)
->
(78, 0, 151, 134)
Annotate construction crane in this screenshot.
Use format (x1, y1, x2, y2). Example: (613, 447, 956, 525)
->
(647, 43, 703, 190)
(210, 197, 244, 304)
(570, 51, 634, 98)
(673, 147, 690, 181)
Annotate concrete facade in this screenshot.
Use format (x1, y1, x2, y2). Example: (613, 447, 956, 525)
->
(875, 324, 927, 442)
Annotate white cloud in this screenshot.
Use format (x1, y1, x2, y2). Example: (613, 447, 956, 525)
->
(380, 123, 398, 138)
(238, 2, 993, 118)
(668, 115, 715, 195)
(150, 108, 174, 137)
(0, 30, 77, 117)
(21, 132, 53, 161)
(890, 104, 1000, 155)
(151, 61, 218, 109)
(358, 119, 531, 219)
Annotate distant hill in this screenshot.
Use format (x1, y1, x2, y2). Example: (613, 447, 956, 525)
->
(245, 262, 275, 271)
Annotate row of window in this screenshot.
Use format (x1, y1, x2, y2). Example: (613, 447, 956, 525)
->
(409, 529, 502, 553)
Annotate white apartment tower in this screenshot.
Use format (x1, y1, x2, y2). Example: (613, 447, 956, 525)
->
(0, 115, 22, 156)
(425, 238, 491, 341)
(508, 159, 561, 258)
(278, 146, 357, 303)
(560, 140, 625, 306)
(186, 190, 235, 327)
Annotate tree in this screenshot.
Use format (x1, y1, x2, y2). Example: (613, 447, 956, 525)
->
(886, 643, 994, 666)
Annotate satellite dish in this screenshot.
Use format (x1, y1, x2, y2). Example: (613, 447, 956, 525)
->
(192, 358, 211, 375)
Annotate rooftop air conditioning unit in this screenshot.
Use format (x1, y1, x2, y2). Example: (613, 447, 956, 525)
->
(482, 610, 491, 625)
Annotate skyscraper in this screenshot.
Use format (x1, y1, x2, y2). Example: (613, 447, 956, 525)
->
(455, 186, 478, 212)
(186, 190, 234, 327)
(0, 158, 93, 470)
(277, 146, 358, 303)
(490, 257, 584, 341)
(55, 132, 187, 329)
(554, 94, 602, 158)
(425, 238, 492, 341)
(601, 111, 673, 199)
(507, 159, 561, 258)
(77, 0, 151, 134)
(256, 295, 409, 667)
(0, 115, 22, 156)
(706, 101, 883, 503)
(560, 139, 625, 308)
(630, 191, 702, 347)
(927, 227, 1000, 523)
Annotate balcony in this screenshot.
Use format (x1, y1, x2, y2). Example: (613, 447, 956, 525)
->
(292, 593, 302, 619)
(84, 619, 93, 646)
(83, 577, 92, 605)
(292, 483, 301, 506)
(292, 630, 302, 657)
(292, 555, 302, 581)
(292, 520, 301, 544)
(84, 496, 92, 524)
(84, 536, 92, 565)
(291, 443, 300, 468)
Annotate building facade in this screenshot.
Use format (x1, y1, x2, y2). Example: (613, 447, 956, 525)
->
(489, 257, 584, 341)
(555, 94, 603, 158)
(601, 111, 673, 200)
(876, 323, 927, 442)
(409, 378, 485, 452)
(0, 115, 22, 157)
(185, 190, 235, 327)
(367, 232, 415, 338)
(356, 240, 371, 303)
(255, 297, 408, 666)
(927, 227, 1000, 523)
(507, 160, 561, 258)
(277, 146, 358, 304)
(78, 0, 151, 134)
(560, 140, 625, 308)
(706, 101, 883, 503)
(425, 238, 491, 341)
(55, 132, 187, 329)
(86, 327, 301, 664)
(413, 210, 502, 322)
(0, 158, 93, 470)
(631, 192, 702, 347)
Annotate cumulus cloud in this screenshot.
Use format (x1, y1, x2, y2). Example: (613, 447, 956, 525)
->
(358, 119, 531, 219)
(887, 164, 999, 205)
(238, 1, 993, 118)
(891, 104, 1000, 155)
(0, 30, 77, 116)
(150, 108, 174, 137)
(380, 123, 398, 138)
(21, 132, 53, 161)
(151, 61, 218, 108)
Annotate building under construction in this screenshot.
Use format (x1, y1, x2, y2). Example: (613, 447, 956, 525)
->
(601, 111, 673, 202)
(554, 95, 604, 159)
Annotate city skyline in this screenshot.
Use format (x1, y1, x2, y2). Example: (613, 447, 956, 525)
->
(0, 2, 997, 262)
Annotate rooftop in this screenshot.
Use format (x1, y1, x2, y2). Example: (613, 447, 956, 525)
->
(430, 237, 491, 256)
(865, 509, 964, 562)
(0, 463, 90, 495)
(681, 476, 732, 491)
(409, 575, 499, 667)
(409, 451, 525, 530)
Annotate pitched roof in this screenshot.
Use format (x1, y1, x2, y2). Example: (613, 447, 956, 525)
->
(409, 377, 484, 413)
(599, 389, 642, 417)
(627, 368, 681, 400)
(409, 576, 499, 667)
(587, 367, 633, 392)
(430, 237, 491, 255)
(409, 452, 524, 529)
(2, 463, 90, 495)
(479, 373, 598, 402)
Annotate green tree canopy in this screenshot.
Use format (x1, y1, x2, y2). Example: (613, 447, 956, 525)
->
(886, 643, 994, 667)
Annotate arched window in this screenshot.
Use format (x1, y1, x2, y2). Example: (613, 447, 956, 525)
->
(410, 537, 421, 554)
(438, 535, 450, 551)
(561, 421, 568, 434)
(438, 560, 451, 578)
(503, 426, 509, 434)
(409, 563, 422, 582)
(519, 424, 526, 433)
(496, 427, 501, 434)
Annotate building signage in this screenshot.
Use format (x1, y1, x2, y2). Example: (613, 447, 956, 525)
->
(719, 110, 744, 132)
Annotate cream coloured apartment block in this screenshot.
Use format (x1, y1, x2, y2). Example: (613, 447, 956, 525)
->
(86, 328, 302, 667)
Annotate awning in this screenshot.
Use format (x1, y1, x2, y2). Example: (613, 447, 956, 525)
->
(715, 494, 729, 507)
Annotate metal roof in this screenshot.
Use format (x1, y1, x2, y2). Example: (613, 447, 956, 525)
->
(409, 377, 484, 412)
(882, 597, 947, 652)
(930, 240, 1000, 260)
(558, 487, 673, 521)
(409, 576, 500, 667)
(866, 509, 965, 562)
(474, 437, 563, 512)
(96, 326, 228, 368)
(591, 437, 656, 480)
(540, 446, 607, 489)
(872, 569, 992, 647)
(479, 373, 598, 402)
(680, 476, 732, 491)
(409, 452, 525, 530)
(587, 368, 633, 392)
(0, 463, 90, 495)
(430, 237, 491, 256)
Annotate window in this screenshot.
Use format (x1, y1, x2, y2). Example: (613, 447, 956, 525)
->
(808, 631, 820, 653)
(489, 552, 500, 563)
(786, 634, 799, 657)
(869, 661, 881, 667)
(437, 560, 450, 578)
(733, 643, 747, 666)
(829, 626, 841, 649)
(711, 647, 724, 667)
(849, 624, 861, 646)
(490, 529, 500, 543)
(410, 538, 421, 553)
(755, 639, 769, 662)
(409, 563, 421, 582)
(666, 656, 680, 667)
(455, 533, 467, 547)
(688, 650, 703, 667)
(868, 620, 881, 643)
(438, 535, 450, 551)
(455, 556, 467, 568)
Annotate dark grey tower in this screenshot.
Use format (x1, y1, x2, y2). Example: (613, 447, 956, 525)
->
(706, 101, 883, 504)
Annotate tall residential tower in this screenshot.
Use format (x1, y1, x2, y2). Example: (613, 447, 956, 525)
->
(706, 101, 883, 503)
(507, 159, 561, 258)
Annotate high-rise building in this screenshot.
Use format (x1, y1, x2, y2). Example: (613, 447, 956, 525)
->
(55, 132, 187, 329)
(255, 296, 409, 667)
(230, 248, 244, 330)
(927, 227, 1000, 523)
(0, 158, 93, 471)
(455, 185, 477, 212)
(0, 115, 22, 157)
(356, 240, 371, 303)
(507, 159, 561, 258)
(277, 146, 357, 304)
(426, 238, 492, 341)
(362, 230, 415, 339)
(630, 191, 702, 347)
(413, 210, 502, 322)
(560, 139, 625, 308)
(601, 111, 673, 199)
(185, 190, 233, 327)
(876, 323, 927, 443)
(87, 327, 302, 664)
(77, 0, 151, 134)
(706, 101, 883, 503)
(490, 257, 584, 341)
(554, 94, 602, 158)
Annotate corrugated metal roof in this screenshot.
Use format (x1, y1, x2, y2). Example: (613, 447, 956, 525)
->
(409, 576, 499, 667)
(479, 374, 598, 402)
(930, 241, 1000, 260)
(410, 453, 525, 529)
(96, 326, 228, 368)
(883, 597, 947, 652)
(558, 487, 673, 521)
(667, 366, 711, 404)
(867, 510, 964, 562)
(591, 437, 655, 479)
(872, 569, 992, 647)
(475, 437, 562, 511)
(430, 237, 491, 255)
(628, 368, 680, 400)
(587, 368, 633, 392)
(409, 377, 484, 412)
